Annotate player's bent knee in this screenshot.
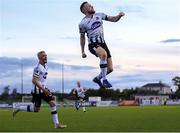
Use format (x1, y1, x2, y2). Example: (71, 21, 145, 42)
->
(99, 53, 107, 60)
(101, 51, 107, 59)
(49, 100, 56, 107)
(108, 68, 113, 73)
(96, 48, 107, 59)
(34, 107, 40, 112)
(102, 54, 107, 60)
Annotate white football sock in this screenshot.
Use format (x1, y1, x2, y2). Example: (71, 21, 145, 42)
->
(51, 106, 59, 125)
(83, 107, 86, 112)
(16, 105, 34, 112)
(100, 59, 107, 80)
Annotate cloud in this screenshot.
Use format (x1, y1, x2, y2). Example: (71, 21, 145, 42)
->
(0, 56, 97, 93)
(0, 56, 178, 94)
(4, 37, 13, 40)
(57, 36, 79, 40)
(0, 56, 96, 77)
(66, 65, 95, 71)
(160, 39, 180, 43)
(116, 5, 144, 13)
(117, 74, 149, 82)
(111, 70, 178, 90)
(113, 0, 146, 19)
(0, 57, 21, 75)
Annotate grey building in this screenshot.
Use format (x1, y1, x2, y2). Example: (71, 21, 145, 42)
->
(141, 82, 172, 94)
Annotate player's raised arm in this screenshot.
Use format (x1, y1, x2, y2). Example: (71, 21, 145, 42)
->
(83, 87, 87, 92)
(107, 12, 125, 22)
(80, 33, 87, 58)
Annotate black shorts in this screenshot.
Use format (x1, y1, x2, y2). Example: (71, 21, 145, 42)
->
(75, 94, 85, 101)
(88, 42, 112, 58)
(31, 91, 55, 108)
(78, 96, 86, 101)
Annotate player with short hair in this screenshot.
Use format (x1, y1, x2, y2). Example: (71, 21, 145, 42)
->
(79, 2, 125, 88)
(73, 81, 87, 112)
(13, 51, 67, 129)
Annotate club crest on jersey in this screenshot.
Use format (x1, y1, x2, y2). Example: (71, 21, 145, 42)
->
(91, 21, 101, 30)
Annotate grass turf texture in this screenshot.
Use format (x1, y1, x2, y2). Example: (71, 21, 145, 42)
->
(0, 106, 180, 132)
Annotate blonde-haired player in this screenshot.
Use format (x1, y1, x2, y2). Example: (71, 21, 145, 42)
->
(13, 51, 67, 129)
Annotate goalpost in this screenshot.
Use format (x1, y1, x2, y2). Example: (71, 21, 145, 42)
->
(22, 96, 33, 103)
(13, 96, 33, 109)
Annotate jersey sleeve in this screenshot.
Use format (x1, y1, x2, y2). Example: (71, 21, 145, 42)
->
(79, 23, 86, 35)
(98, 12, 108, 20)
(33, 66, 40, 78)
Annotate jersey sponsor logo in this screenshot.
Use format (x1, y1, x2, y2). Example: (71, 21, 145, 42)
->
(91, 21, 101, 30)
(43, 72, 48, 79)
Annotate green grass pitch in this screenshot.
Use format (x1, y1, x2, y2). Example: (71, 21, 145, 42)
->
(0, 106, 180, 132)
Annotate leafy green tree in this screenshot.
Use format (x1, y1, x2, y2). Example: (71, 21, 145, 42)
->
(11, 88, 19, 99)
(0, 86, 10, 100)
(172, 76, 180, 90)
(172, 76, 180, 98)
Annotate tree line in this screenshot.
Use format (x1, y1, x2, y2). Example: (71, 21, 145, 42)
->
(1, 76, 180, 102)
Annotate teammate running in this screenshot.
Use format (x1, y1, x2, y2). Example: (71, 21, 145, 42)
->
(73, 81, 87, 112)
(12, 51, 67, 129)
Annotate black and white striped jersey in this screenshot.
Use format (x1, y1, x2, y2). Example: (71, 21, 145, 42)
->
(33, 63, 48, 91)
(79, 12, 108, 44)
(74, 87, 86, 98)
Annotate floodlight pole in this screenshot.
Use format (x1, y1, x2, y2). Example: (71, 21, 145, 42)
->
(62, 63, 64, 95)
(21, 62, 23, 94)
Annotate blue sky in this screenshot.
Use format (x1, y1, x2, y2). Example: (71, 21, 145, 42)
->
(0, 0, 180, 93)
